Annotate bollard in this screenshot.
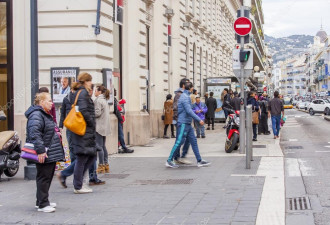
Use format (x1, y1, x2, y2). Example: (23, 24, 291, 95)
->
(246, 105, 252, 169)
(239, 108, 246, 154)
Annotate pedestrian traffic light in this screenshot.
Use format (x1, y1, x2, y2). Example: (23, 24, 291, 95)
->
(239, 50, 250, 63)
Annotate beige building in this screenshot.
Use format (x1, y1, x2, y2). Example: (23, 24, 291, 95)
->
(1, 0, 267, 151)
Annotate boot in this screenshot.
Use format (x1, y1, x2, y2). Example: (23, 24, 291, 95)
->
(96, 164, 105, 174)
(104, 164, 110, 173)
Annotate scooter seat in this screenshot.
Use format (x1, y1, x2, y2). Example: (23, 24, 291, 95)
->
(0, 131, 16, 150)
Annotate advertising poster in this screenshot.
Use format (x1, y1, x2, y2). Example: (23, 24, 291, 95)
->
(207, 85, 230, 120)
(103, 69, 114, 105)
(51, 67, 79, 104)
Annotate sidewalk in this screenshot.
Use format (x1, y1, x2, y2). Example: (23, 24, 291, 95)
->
(0, 124, 285, 225)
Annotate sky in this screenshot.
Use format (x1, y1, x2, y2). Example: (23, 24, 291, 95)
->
(263, 0, 330, 38)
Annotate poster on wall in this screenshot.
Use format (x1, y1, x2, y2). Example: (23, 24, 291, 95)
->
(50, 67, 79, 104)
(114, 0, 123, 25)
(102, 68, 114, 105)
(207, 85, 230, 120)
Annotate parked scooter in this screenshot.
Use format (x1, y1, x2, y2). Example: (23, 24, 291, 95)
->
(224, 106, 240, 153)
(0, 111, 21, 179)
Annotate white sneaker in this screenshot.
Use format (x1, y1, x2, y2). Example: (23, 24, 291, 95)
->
(37, 206, 56, 213)
(83, 184, 92, 190)
(35, 202, 56, 209)
(178, 158, 192, 165)
(74, 186, 93, 194)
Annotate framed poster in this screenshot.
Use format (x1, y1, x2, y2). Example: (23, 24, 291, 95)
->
(102, 68, 114, 105)
(50, 67, 79, 104)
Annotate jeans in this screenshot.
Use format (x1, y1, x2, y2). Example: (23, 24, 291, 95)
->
(168, 123, 202, 162)
(96, 132, 108, 165)
(73, 154, 96, 190)
(194, 121, 205, 136)
(253, 124, 257, 139)
(207, 118, 215, 128)
(271, 115, 281, 136)
(118, 122, 127, 150)
(36, 162, 56, 208)
(173, 124, 190, 159)
(88, 160, 98, 182)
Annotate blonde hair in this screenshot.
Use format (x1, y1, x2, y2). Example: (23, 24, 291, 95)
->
(34, 92, 51, 105)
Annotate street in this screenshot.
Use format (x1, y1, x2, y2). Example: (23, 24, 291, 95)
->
(281, 109, 330, 225)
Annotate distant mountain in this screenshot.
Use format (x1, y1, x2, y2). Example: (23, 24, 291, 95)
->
(265, 34, 314, 64)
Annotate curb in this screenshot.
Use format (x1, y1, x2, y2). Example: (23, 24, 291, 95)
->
(325, 116, 330, 121)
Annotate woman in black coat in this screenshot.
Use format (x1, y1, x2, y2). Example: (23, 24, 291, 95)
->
(25, 92, 64, 213)
(247, 91, 260, 141)
(71, 73, 97, 194)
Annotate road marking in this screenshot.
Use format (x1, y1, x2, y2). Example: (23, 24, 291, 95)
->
(285, 158, 301, 177)
(315, 151, 330, 153)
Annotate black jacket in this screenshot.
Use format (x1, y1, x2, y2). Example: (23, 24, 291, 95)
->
(114, 98, 123, 123)
(206, 97, 217, 119)
(25, 105, 65, 163)
(230, 97, 241, 111)
(59, 92, 74, 129)
(71, 87, 96, 156)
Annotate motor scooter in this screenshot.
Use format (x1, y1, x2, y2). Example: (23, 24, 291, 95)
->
(0, 110, 21, 180)
(224, 106, 240, 153)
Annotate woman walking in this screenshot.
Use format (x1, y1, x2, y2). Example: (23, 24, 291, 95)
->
(163, 94, 175, 139)
(25, 92, 64, 213)
(71, 73, 97, 194)
(94, 86, 111, 174)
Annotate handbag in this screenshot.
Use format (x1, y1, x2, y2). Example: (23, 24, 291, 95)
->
(252, 111, 259, 124)
(21, 143, 39, 163)
(63, 90, 87, 136)
(161, 115, 165, 120)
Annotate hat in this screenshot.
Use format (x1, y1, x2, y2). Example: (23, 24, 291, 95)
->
(119, 99, 126, 104)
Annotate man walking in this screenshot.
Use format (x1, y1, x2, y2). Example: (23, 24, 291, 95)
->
(230, 91, 241, 111)
(166, 82, 210, 168)
(192, 96, 208, 138)
(206, 92, 217, 130)
(268, 91, 284, 139)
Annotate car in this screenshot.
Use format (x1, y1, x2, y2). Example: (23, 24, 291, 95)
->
(308, 99, 330, 115)
(304, 101, 311, 110)
(296, 101, 307, 110)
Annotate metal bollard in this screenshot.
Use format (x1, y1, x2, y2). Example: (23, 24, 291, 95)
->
(246, 105, 252, 169)
(239, 108, 246, 154)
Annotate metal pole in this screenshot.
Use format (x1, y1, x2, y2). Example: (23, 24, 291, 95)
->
(246, 105, 252, 169)
(239, 108, 245, 154)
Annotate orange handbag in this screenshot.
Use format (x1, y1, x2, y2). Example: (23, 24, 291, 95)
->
(63, 90, 86, 136)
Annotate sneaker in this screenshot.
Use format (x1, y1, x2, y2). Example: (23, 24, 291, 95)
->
(201, 135, 206, 138)
(177, 158, 192, 165)
(212, 127, 215, 130)
(206, 127, 210, 130)
(74, 186, 93, 194)
(171, 134, 176, 138)
(37, 206, 56, 213)
(196, 135, 201, 138)
(123, 148, 134, 153)
(56, 173, 67, 188)
(197, 160, 211, 167)
(165, 160, 179, 168)
(252, 138, 257, 142)
(174, 159, 184, 164)
(89, 179, 106, 186)
(35, 203, 56, 209)
(163, 135, 170, 139)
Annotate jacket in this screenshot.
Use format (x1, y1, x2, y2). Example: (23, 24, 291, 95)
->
(71, 87, 96, 156)
(163, 99, 174, 125)
(59, 92, 74, 129)
(230, 97, 241, 111)
(247, 96, 260, 112)
(173, 88, 184, 121)
(50, 103, 57, 124)
(25, 105, 64, 163)
(94, 94, 111, 136)
(192, 102, 208, 120)
(268, 98, 284, 116)
(222, 93, 231, 108)
(178, 90, 201, 124)
(206, 97, 217, 119)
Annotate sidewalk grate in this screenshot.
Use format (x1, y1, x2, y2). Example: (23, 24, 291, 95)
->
(134, 179, 194, 185)
(285, 146, 303, 150)
(287, 197, 311, 211)
(253, 145, 267, 148)
(102, 174, 130, 179)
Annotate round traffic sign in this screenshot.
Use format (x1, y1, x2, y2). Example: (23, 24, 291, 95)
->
(234, 17, 252, 36)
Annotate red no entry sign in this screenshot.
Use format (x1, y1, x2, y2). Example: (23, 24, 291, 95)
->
(234, 17, 252, 36)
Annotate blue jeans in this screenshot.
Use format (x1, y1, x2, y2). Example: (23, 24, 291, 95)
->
(118, 122, 127, 150)
(168, 123, 202, 162)
(271, 115, 281, 136)
(194, 121, 205, 136)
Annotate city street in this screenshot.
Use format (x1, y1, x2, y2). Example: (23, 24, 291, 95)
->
(281, 109, 330, 225)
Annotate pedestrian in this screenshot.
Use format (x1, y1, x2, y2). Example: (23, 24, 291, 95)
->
(268, 91, 284, 139)
(204, 93, 209, 102)
(229, 89, 234, 100)
(94, 85, 111, 174)
(230, 91, 241, 111)
(206, 92, 217, 130)
(247, 91, 260, 141)
(114, 91, 134, 154)
(192, 96, 208, 138)
(71, 73, 98, 194)
(172, 78, 191, 165)
(163, 94, 175, 139)
(166, 82, 210, 168)
(25, 92, 64, 213)
(221, 88, 231, 120)
(38, 87, 57, 124)
(258, 96, 270, 135)
(190, 89, 198, 104)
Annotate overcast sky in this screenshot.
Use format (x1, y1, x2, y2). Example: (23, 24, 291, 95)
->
(263, 0, 330, 38)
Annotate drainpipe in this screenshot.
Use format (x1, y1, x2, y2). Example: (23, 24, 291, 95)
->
(30, 0, 39, 103)
(93, 0, 101, 35)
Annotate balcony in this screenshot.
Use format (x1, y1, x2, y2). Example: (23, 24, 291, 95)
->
(287, 86, 293, 89)
(301, 78, 306, 81)
(287, 78, 293, 82)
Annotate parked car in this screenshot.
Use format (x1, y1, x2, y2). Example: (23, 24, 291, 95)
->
(308, 99, 330, 115)
(296, 101, 307, 110)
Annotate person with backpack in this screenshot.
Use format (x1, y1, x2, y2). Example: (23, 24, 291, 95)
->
(258, 95, 270, 135)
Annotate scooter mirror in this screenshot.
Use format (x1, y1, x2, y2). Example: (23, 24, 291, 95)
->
(0, 110, 7, 121)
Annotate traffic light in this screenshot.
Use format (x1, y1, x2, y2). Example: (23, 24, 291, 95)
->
(239, 50, 250, 63)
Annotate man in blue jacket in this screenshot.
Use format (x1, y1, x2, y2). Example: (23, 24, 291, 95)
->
(166, 82, 211, 168)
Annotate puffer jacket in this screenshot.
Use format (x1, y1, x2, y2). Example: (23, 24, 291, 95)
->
(71, 87, 96, 156)
(192, 102, 208, 120)
(59, 92, 74, 129)
(25, 105, 64, 163)
(177, 90, 202, 124)
(173, 88, 184, 121)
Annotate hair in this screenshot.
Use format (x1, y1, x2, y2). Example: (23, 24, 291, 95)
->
(210, 92, 214, 97)
(166, 94, 172, 100)
(72, 72, 93, 91)
(38, 87, 49, 93)
(224, 88, 229, 93)
(193, 89, 197, 95)
(274, 91, 279, 98)
(97, 85, 110, 100)
(233, 91, 238, 96)
(249, 91, 256, 96)
(229, 89, 233, 94)
(34, 92, 50, 105)
(184, 82, 193, 90)
(179, 78, 190, 88)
